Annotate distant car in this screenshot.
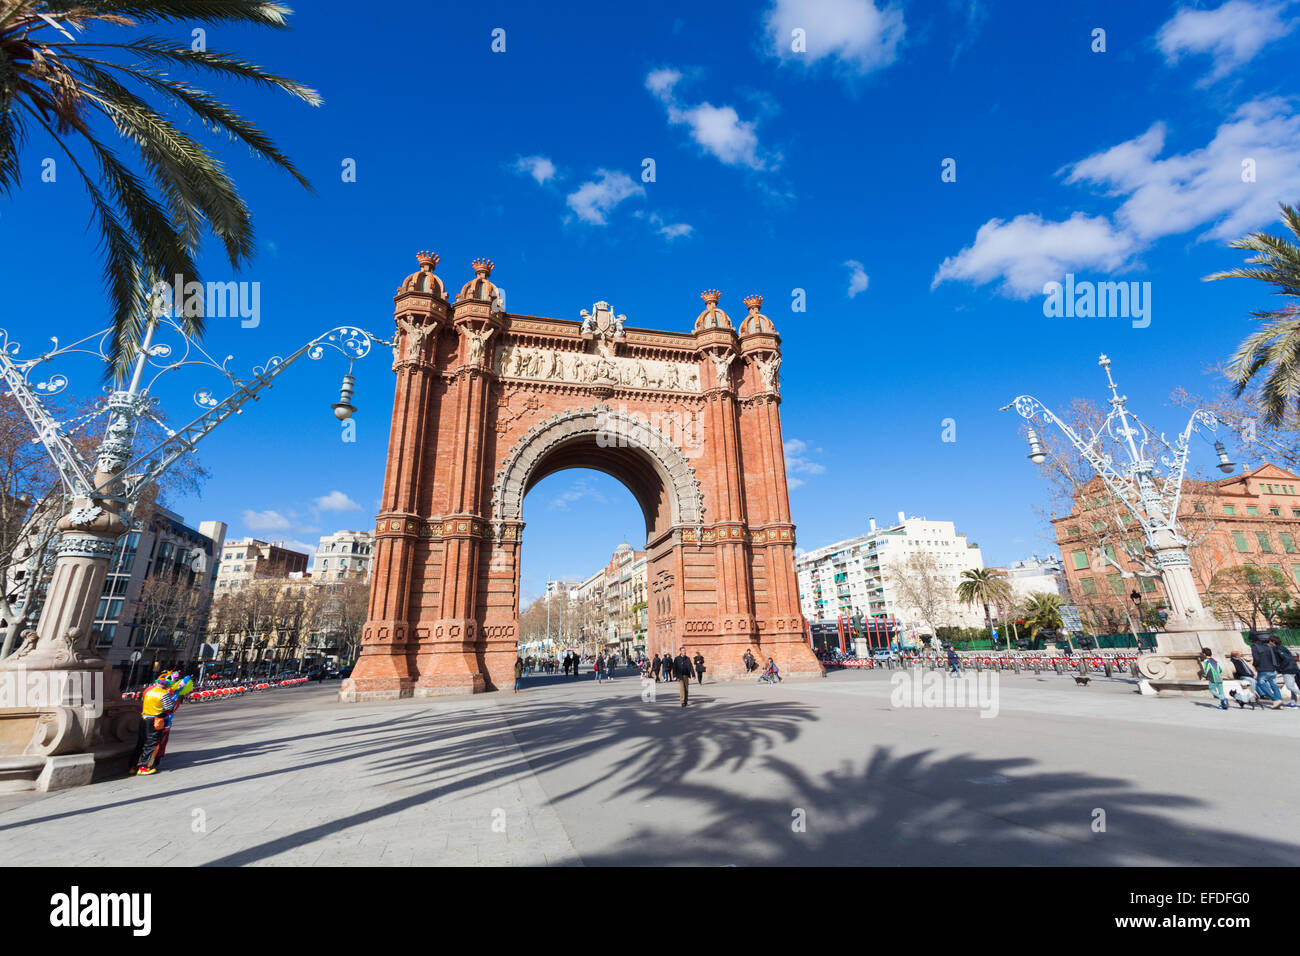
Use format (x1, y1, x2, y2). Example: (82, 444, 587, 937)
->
(338, 665, 354, 679)
(870, 648, 894, 661)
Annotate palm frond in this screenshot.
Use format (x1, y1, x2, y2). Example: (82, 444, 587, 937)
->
(59, 35, 321, 106)
(39, 1, 295, 28)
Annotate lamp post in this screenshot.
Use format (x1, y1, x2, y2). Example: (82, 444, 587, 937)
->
(1002, 354, 1239, 694)
(0, 311, 384, 767)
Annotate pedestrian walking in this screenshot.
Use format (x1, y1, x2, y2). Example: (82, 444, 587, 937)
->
(514, 656, 524, 693)
(1228, 651, 1259, 694)
(1270, 636, 1300, 707)
(674, 647, 695, 706)
(651, 653, 662, 682)
(1201, 648, 1229, 710)
(693, 651, 705, 685)
(1251, 634, 1285, 709)
(946, 646, 961, 676)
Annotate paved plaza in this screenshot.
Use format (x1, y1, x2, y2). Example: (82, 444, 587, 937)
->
(3, 667, 1299, 866)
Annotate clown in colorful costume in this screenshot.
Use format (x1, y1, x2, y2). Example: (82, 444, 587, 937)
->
(131, 671, 191, 776)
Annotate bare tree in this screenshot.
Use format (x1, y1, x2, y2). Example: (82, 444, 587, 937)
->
(885, 551, 959, 640)
(1206, 565, 1292, 633)
(130, 571, 203, 675)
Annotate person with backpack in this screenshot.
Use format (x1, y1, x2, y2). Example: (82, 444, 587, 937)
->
(1200, 648, 1228, 710)
(1269, 636, 1300, 708)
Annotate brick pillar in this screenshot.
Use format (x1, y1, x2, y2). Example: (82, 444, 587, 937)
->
(736, 310, 823, 679)
(695, 339, 761, 676)
(342, 308, 443, 702)
(419, 306, 499, 695)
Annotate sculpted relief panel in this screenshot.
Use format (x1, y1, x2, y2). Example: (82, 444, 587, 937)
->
(495, 344, 702, 393)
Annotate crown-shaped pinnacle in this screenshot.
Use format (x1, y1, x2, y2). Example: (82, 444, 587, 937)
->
(472, 258, 495, 276)
(700, 289, 721, 306)
(416, 251, 439, 270)
(743, 294, 763, 312)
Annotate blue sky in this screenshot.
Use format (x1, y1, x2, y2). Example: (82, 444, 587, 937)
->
(4, 0, 1300, 605)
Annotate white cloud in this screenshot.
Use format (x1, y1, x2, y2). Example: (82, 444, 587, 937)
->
(845, 259, 869, 297)
(934, 98, 1300, 298)
(763, 0, 905, 76)
(565, 169, 645, 225)
(548, 477, 610, 511)
(1064, 99, 1300, 244)
(512, 154, 557, 184)
(314, 490, 361, 512)
(785, 438, 826, 487)
(648, 212, 694, 239)
(646, 70, 773, 170)
(242, 509, 291, 532)
(1156, 0, 1295, 82)
(933, 213, 1137, 299)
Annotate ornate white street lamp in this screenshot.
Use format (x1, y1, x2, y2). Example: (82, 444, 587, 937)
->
(0, 312, 385, 772)
(1002, 354, 1240, 694)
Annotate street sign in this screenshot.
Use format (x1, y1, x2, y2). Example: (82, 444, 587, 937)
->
(1060, 603, 1082, 633)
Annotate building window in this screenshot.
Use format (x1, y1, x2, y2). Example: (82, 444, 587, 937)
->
(1072, 550, 1089, 570)
(1257, 532, 1273, 553)
(1224, 505, 1237, 515)
(1067, 525, 1081, 537)
(1232, 531, 1250, 552)
(1080, 578, 1097, 596)
(1108, 573, 1123, 594)
(1193, 503, 1207, 514)
(1141, 576, 1157, 593)
(1247, 505, 1260, 516)
(1272, 507, 1282, 517)
(1283, 533, 1297, 554)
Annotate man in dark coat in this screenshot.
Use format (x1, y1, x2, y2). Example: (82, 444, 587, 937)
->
(662, 652, 674, 682)
(1251, 634, 1284, 707)
(693, 651, 706, 685)
(673, 648, 695, 706)
(651, 653, 662, 682)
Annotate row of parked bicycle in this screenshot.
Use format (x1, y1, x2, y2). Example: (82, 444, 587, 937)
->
(822, 653, 1141, 677)
(121, 676, 310, 702)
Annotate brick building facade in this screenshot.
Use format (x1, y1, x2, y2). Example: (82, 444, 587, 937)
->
(1054, 463, 1300, 631)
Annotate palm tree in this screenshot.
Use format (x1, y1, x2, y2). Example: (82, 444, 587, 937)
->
(0, 1, 320, 374)
(955, 567, 1012, 648)
(1019, 592, 1064, 644)
(1206, 201, 1300, 425)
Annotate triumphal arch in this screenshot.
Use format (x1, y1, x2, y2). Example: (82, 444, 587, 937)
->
(340, 253, 824, 700)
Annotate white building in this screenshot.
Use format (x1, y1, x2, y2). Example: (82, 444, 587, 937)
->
(1002, 554, 1065, 602)
(313, 530, 374, 583)
(796, 514, 986, 633)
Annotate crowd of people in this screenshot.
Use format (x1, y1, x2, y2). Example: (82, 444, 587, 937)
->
(1201, 633, 1300, 710)
(512, 646, 784, 696)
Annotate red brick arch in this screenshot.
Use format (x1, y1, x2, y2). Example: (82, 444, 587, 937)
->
(340, 257, 823, 701)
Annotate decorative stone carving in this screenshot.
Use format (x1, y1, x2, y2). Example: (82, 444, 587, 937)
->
(460, 325, 496, 367)
(708, 350, 736, 388)
(755, 354, 781, 393)
(490, 406, 705, 529)
(579, 300, 626, 340)
(396, 316, 437, 359)
(495, 345, 700, 393)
